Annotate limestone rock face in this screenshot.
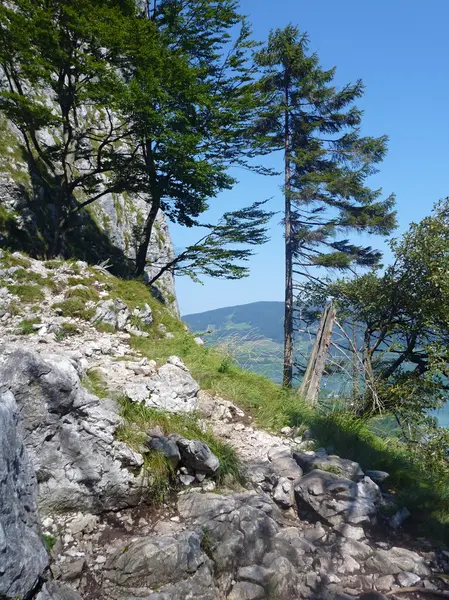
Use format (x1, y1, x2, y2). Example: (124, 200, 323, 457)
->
(0, 118, 178, 314)
(125, 356, 199, 412)
(0, 389, 48, 599)
(0, 348, 144, 514)
(103, 531, 219, 600)
(294, 469, 380, 526)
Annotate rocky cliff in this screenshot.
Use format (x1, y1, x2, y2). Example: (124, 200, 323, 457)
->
(0, 251, 448, 600)
(0, 116, 178, 314)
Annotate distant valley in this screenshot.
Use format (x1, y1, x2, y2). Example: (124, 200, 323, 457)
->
(183, 301, 317, 386)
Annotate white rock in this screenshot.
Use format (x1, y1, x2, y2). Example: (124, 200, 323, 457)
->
(397, 572, 421, 587)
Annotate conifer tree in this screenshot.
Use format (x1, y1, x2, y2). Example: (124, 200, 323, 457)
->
(254, 25, 396, 389)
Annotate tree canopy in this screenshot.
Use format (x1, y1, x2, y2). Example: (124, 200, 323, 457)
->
(329, 198, 449, 433)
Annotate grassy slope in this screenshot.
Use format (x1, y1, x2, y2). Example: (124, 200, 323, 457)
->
(132, 312, 449, 542)
(1, 251, 448, 541)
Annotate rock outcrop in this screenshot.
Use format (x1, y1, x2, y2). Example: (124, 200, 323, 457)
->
(0, 389, 48, 599)
(0, 255, 445, 600)
(0, 119, 178, 314)
(0, 348, 144, 514)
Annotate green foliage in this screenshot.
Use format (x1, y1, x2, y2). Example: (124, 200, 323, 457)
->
(82, 369, 109, 399)
(18, 316, 41, 334)
(67, 276, 93, 287)
(0, 251, 31, 268)
(12, 268, 45, 284)
(52, 297, 95, 320)
(330, 198, 449, 426)
(150, 202, 275, 286)
(43, 534, 57, 553)
(252, 24, 396, 387)
(7, 284, 44, 303)
(64, 286, 99, 303)
(117, 398, 241, 486)
(0, 0, 141, 253)
(254, 24, 396, 279)
(97, 273, 183, 335)
(44, 260, 63, 270)
(55, 322, 79, 340)
(119, 1, 270, 276)
(95, 322, 116, 334)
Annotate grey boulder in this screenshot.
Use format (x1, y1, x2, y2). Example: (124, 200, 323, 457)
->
(0, 390, 49, 599)
(103, 531, 218, 599)
(91, 298, 130, 330)
(175, 437, 220, 475)
(294, 469, 380, 526)
(36, 581, 84, 600)
(147, 432, 181, 469)
(293, 450, 364, 482)
(127, 356, 199, 413)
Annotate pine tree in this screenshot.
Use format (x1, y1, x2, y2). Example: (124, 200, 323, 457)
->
(254, 25, 396, 389)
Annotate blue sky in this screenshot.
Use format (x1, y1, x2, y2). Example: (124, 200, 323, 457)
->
(172, 0, 449, 316)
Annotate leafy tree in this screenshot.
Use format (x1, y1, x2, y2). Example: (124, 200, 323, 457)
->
(148, 201, 274, 285)
(121, 0, 269, 276)
(253, 25, 396, 388)
(0, 0, 144, 254)
(330, 198, 449, 433)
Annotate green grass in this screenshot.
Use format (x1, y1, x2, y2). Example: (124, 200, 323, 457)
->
(55, 321, 79, 340)
(64, 286, 99, 302)
(12, 269, 46, 284)
(95, 322, 116, 334)
(7, 284, 45, 303)
(130, 331, 307, 429)
(96, 275, 183, 336)
(44, 259, 64, 270)
(43, 534, 57, 553)
(52, 297, 95, 320)
(116, 398, 241, 501)
(82, 368, 109, 398)
(67, 275, 93, 287)
(18, 317, 41, 335)
(10, 268, 63, 293)
(0, 251, 31, 268)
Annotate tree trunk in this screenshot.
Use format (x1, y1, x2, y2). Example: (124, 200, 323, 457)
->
(298, 301, 336, 406)
(134, 197, 160, 277)
(282, 81, 294, 388)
